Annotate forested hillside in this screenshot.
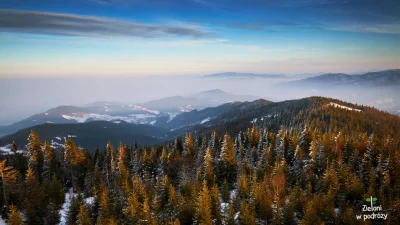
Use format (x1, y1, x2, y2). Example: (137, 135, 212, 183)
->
(0, 101, 400, 224)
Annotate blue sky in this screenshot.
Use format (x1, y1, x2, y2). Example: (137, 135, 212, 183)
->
(1, 0, 400, 77)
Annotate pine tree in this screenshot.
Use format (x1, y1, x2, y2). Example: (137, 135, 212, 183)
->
(24, 167, 45, 225)
(7, 205, 23, 225)
(27, 130, 43, 179)
(0, 160, 17, 206)
(274, 125, 286, 160)
(210, 185, 222, 225)
(226, 203, 236, 225)
(185, 133, 195, 158)
(66, 195, 83, 225)
(195, 180, 213, 225)
(239, 202, 256, 225)
(218, 133, 237, 184)
(203, 147, 214, 185)
(43, 202, 61, 225)
(42, 141, 56, 182)
(126, 191, 140, 222)
(77, 203, 92, 225)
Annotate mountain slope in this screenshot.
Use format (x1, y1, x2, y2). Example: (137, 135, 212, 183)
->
(2, 96, 399, 153)
(279, 69, 400, 88)
(171, 97, 400, 139)
(0, 121, 169, 152)
(0, 89, 259, 137)
(0, 106, 89, 136)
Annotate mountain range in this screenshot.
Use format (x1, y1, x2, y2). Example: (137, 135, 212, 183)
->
(1, 69, 399, 152)
(1, 95, 399, 153)
(278, 69, 400, 88)
(0, 89, 259, 137)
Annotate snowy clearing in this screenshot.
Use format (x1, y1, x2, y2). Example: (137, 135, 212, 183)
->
(327, 102, 361, 112)
(200, 117, 210, 124)
(131, 105, 160, 115)
(62, 113, 156, 124)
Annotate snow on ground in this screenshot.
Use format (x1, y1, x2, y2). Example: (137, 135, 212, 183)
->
(186, 105, 194, 110)
(221, 203, 229, 214)
(250, 118, 257, 124)
(67, 135, 77, 138)
(327, 102, 361, 112)
(113, 121, 121, 124)
(0, 145, 24, 155)
(55, 137, 62, 141)
(51, 140, 64, 149)
(149, 120, 156, 125)
(0, 216, 6, 225)
(167, 113, 178, 123)
(104, 106, 112, 112)
(45, 113, 49, 115)
(131, 105, 160, 115)
(59, 188, 95, 225)
(179, 105, 195, 112)
(234, 212, 240, 220)
(62, 113, 156, 124)
(200, 117, 210, 124)
(46, 121, 54, 123)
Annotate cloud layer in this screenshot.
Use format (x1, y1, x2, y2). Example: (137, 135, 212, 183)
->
(0, 9, 211, 38)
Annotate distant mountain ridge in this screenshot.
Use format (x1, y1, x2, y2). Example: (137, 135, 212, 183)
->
(280, 69, 400, 87)
(202, 72, 286, 79)
(0, 89, 260, 136)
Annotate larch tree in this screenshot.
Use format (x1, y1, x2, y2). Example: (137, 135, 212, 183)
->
(7, 205, 23, 225)
(0, 160, 17, 206)
(195, 180, 213, 225)
(77, 203, 92, 225)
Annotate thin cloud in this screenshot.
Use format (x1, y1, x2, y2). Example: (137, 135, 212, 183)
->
(0, 9, 213, 38)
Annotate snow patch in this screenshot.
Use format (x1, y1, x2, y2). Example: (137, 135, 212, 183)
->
(200, 117, 210, 124)
(251, 118, 257, 123)
(45, 113, 49, 115)
(0, 216, 6, 225)
(62, 113, 156, 124)
(0, 145, 24, 155)
(51, 140, 64, 149)
(327, 102, 361, 112)
(150, 120, 156, 125)
(67, 135, 77, 138)
(104, 106, 112, 112)
(167, 113, 178, 123)
(55, 137, 62, 141)
(59, 189, 95, 225)
(131, 105, 160, 115)
(113, 121, 121, 124)
(179, 105, 195, 112)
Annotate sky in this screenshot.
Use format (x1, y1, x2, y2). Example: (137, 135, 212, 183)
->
(1, 0, 400, 77)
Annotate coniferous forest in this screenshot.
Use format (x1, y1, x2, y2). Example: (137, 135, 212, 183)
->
(1, 99, 400, 225)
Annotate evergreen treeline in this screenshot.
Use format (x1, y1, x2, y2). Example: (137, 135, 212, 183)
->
(1, 122, 400, 225)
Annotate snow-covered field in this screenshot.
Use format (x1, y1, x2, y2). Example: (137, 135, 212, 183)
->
(327, 102, 361, 112)
(0, 145, 24, 155)
(200, 117, 210, 124)
(59, 188, 94, 225)
(131, 105, 160, 115)
(62, 113, 156, 124)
